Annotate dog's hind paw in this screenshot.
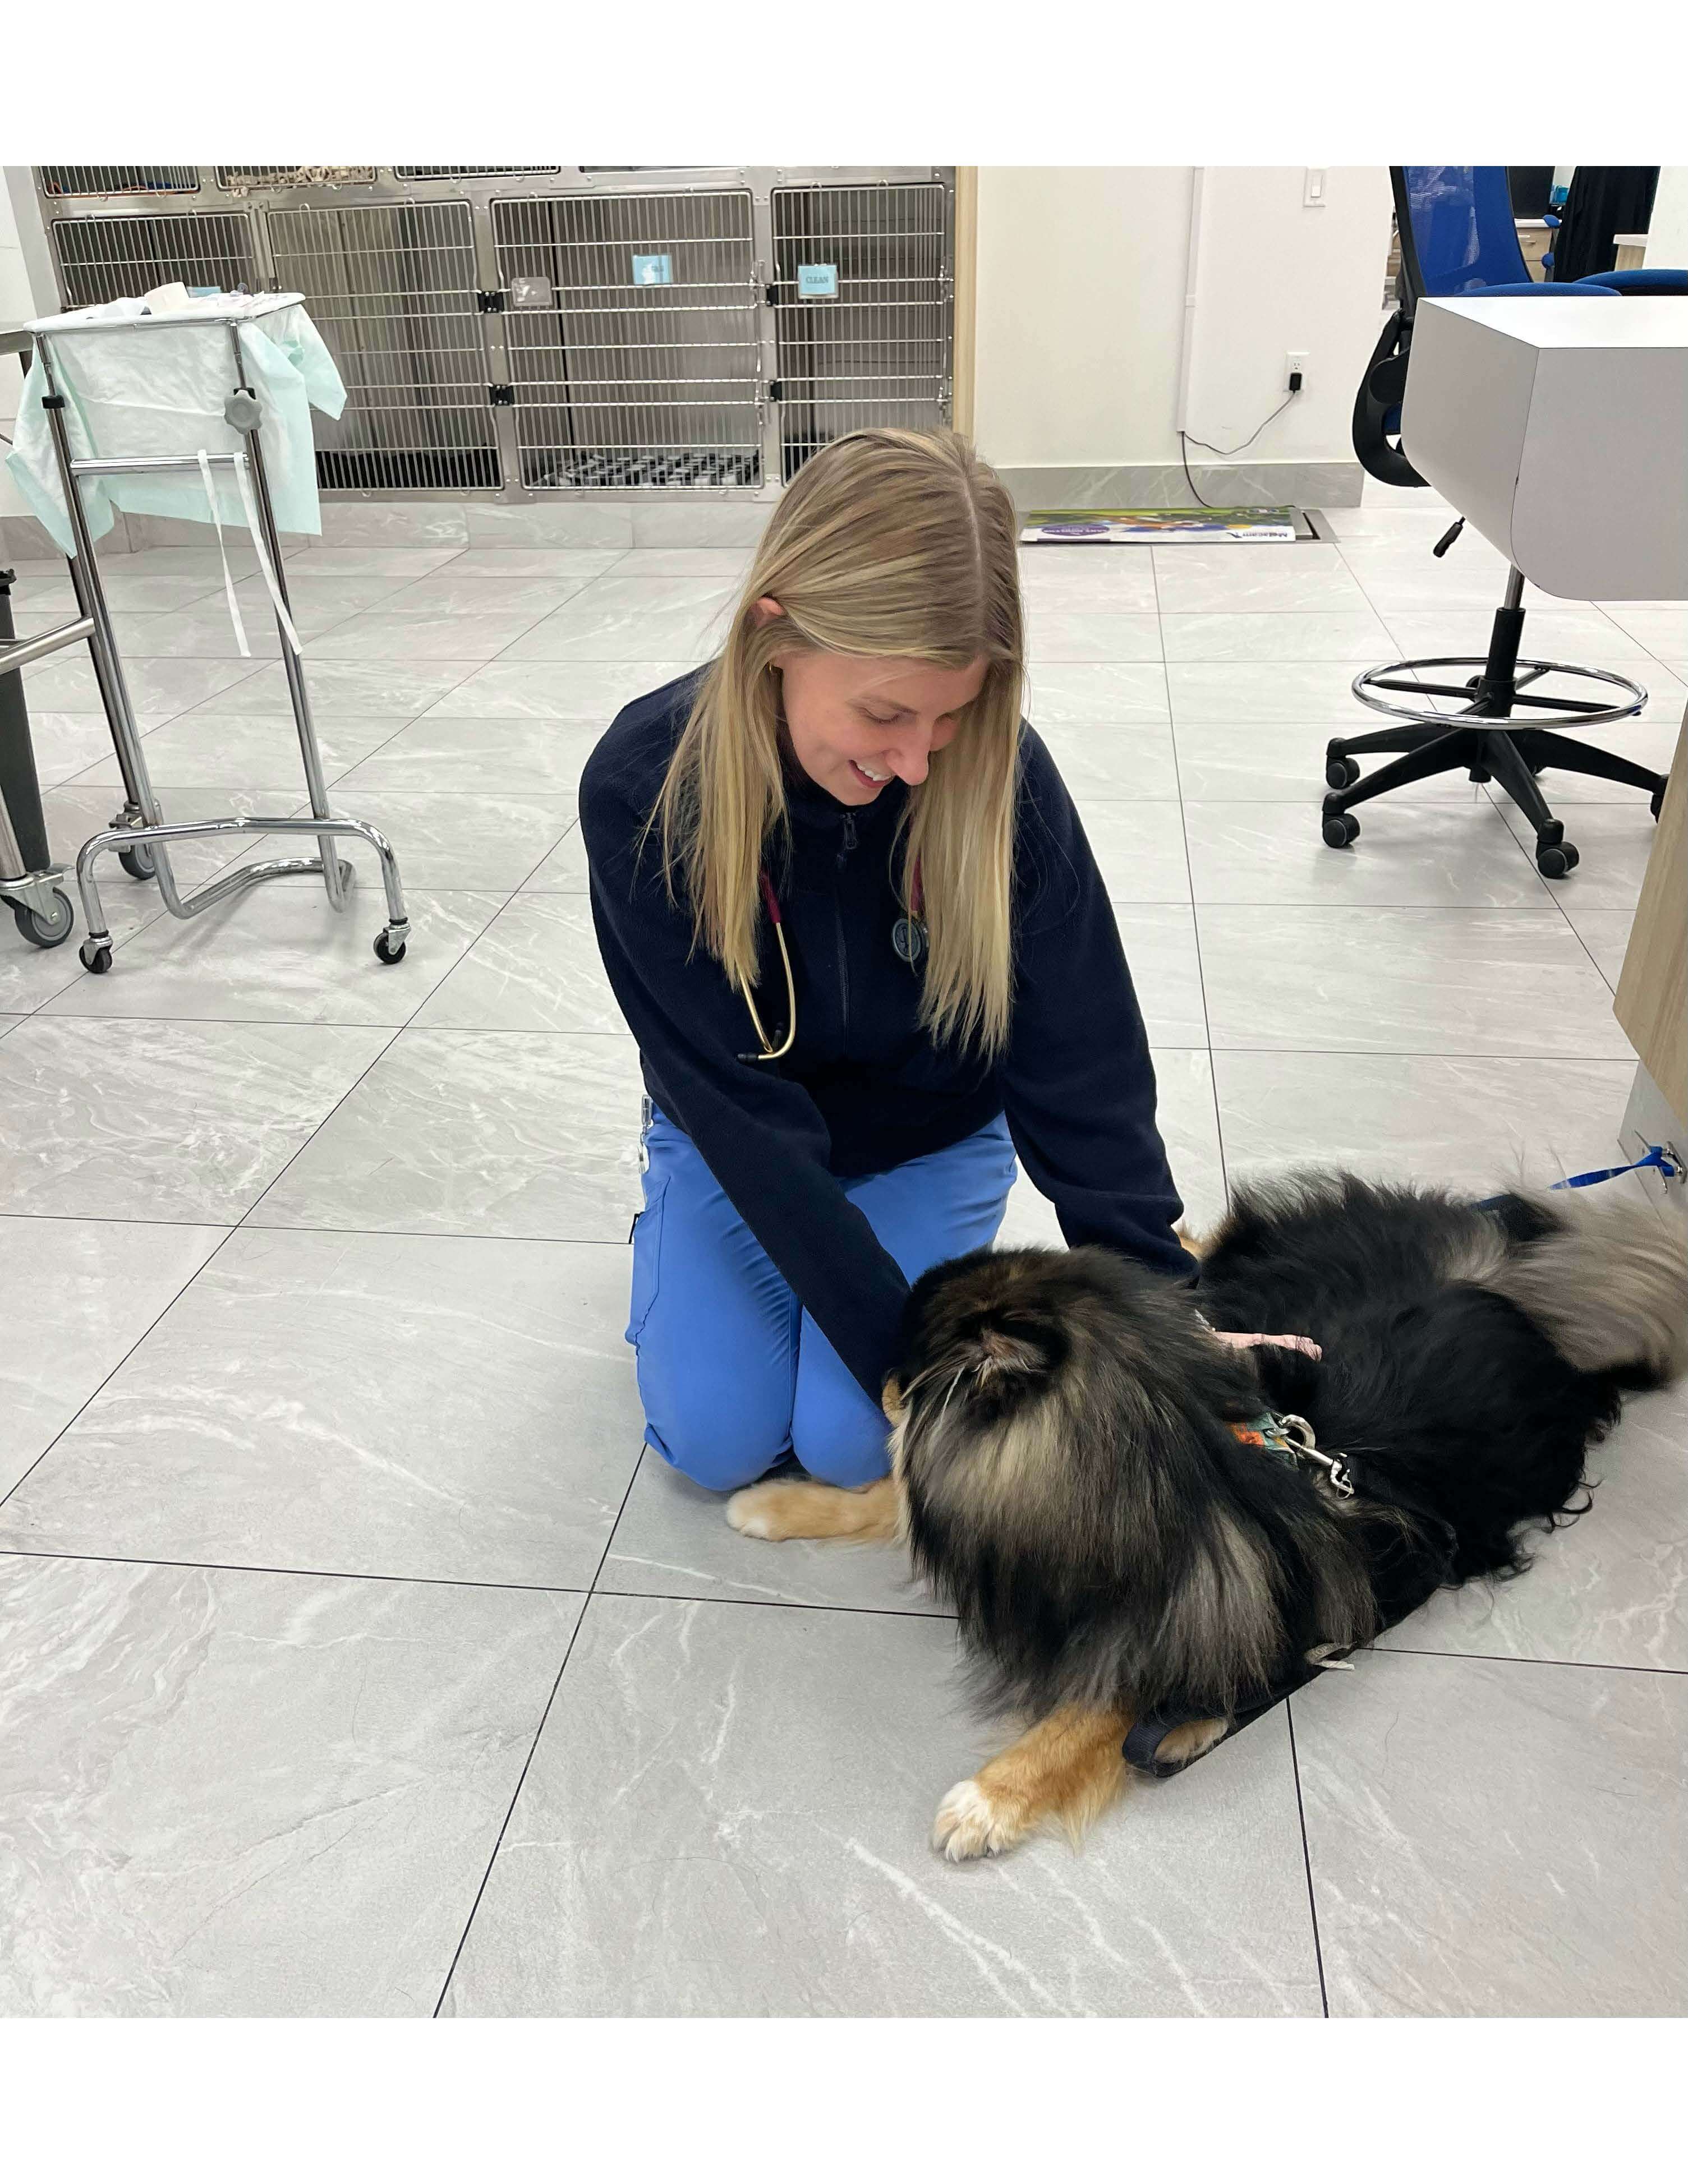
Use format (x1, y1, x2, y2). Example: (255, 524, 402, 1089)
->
(932, 1777, 1026, 1862)
(725, 1483, 785, 1539)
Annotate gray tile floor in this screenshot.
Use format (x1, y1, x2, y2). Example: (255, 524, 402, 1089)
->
(2, 495, 1684, 2017)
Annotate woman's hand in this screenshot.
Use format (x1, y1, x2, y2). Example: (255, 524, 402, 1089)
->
(1209, 1329, 1322, 1360)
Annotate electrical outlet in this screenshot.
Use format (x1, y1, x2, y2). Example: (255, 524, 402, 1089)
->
(1286, 351, 1310, 391)
(1304, 168, 1326, 207)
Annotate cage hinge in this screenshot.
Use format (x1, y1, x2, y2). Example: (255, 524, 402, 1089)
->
(767, 379, 784, 403)
(477, 289, 507, 313)
(488, 384, 516, 407)
(764, 283, 778, 307)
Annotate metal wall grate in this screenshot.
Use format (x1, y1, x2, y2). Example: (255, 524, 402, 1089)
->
(493, 191, 761, 489)
(50, 212, 259, 308)
(39, 165, 200, 197)
(394, 166, 564, 179)
(264, 198, 500, 492)
(770, 182, 948, 482)
(215, 166, 378, 192)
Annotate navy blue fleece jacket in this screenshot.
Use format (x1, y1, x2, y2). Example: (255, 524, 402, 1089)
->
(579, 669, 1198, 1402)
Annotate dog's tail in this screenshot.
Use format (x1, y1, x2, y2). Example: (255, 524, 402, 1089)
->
(1466, 1188, 1687, 1384)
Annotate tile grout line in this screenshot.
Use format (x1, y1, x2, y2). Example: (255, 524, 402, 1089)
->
(1284, 1699, 1330, 2018)
(1151, 550, 1229, 1216)
(426, 1449, 653, 2017)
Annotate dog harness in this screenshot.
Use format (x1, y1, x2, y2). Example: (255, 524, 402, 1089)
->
(1230, 1409, 1355, 1499)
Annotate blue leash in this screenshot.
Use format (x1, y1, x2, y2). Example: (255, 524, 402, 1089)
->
(1548, 1144, 1681, 1192)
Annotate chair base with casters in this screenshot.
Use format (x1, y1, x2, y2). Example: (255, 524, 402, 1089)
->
(1324, 569, 1662, 878)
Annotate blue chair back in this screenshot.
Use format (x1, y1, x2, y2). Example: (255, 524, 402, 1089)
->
(1395, 168, 1530, 299)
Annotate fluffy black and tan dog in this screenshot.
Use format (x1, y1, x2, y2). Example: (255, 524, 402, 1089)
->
(726, 1171, 1686, 1859)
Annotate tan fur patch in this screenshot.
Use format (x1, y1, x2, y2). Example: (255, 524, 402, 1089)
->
(725, 1475, 903, 1543)
(931, 1705, 1133, 1860)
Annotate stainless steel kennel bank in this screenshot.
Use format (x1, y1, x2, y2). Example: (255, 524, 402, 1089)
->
(18, 167, 956, 508)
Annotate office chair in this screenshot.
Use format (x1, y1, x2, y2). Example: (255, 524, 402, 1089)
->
(1336, 166, 1678, 877)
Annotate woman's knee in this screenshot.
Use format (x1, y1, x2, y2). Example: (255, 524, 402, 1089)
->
(792, 1403, 891, 1489)
(642, 1394, 792, 1495)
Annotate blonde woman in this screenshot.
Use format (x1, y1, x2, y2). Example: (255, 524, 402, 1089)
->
(581, 427, 1205, 1495)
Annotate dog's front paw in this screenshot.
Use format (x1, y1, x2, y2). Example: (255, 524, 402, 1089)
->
(932, 1777, 1028, 1862)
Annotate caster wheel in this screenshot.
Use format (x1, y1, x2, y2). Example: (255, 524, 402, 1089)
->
(1537, 842, 1579, 878)
(1325, 756, 1361, 790)
(11, 889, 75, 950)
(372, 930, 407, 965)
(1652, 788, 1664, 821)
(118, 843, 155, 881)
(79, 939, 113, 974)
(1322, 811, 1360, 848)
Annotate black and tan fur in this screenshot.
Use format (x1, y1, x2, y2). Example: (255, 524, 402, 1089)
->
(729, 1170, 1686, 1859)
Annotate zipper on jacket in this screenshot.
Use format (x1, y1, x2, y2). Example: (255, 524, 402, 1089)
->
(834, 811, 856, 1039)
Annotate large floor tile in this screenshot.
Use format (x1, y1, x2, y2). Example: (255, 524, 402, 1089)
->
(288, 546, 468, 577)
(603, 549, 751, 579)
(1172, 720, 1487, 803)
(1160, 611, 1393, 663)
(0, 1556, 579, 2016)
(370, 570, 610, 619)
(1034, 723, 1178, 800)
(1295, 1651, 1687, 2015)
(1152, 545, 1372, 614)
(307, 611, 544, 662)
(1211, 1048, 1636, 1197)
(416, 659, 688, 723)
(24, 653, 265, 720)
(333, 717, 599, 796)
(1602, 607, 1688, 653)
(68, 711, 406, 792)
(0, 1017, 392, 1222)
(999, 1048, 1225, 1244)
(1023, 661, 1170, 726)
(1017, 551, 1159, 611)
(1167, 663, 1391, 721)
(518, 822, 588, 893)
(1493, 800, 1661, 909)
(24, 710, 168, 789)
(438, 1593, 1322, 2017)
(601, 1453, 946, 1616)
(42, 884, 500, 1026)
(1072, 800, 1191, 902)
(1184, 799, 1549, 907)
(1, 1230, 643, 1589)
(1560, 904, 1635, 989)
(197, 658, 485, 720)
(1379, 1382, 1688, 1674)
(412, 896, 620, 1033)
(1377, 610, 1654, 665)
(249, 1028, 643, 1240)
(1022, 609, 1162, 662)
(1197, 905, 1635, 1058)
(240, 788, 578, 892)
(500, 582, 735, 664)
(1112, 904, 1208, 1047)
(0, 1217, 227, 1498)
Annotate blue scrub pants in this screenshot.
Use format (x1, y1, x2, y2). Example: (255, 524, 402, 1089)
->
(628, 1106, 1018, 1492)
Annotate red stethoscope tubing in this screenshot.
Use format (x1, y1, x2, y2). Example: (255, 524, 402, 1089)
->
(741, 860, 923, 1064)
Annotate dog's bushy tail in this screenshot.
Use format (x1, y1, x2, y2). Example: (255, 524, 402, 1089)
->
(1468, 1188, 1687, 1384)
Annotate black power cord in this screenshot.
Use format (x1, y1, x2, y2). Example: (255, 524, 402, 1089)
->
(1179, 377, 1303, 509)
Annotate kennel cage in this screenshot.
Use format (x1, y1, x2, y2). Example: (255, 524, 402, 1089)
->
(27, 167, 954, 503)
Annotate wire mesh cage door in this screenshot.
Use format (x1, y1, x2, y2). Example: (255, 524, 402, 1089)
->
(263, 198, 502, 491)
(48, 211, 260, 308)
(492, 190, 761, 489)
(769, 182, 950, 483)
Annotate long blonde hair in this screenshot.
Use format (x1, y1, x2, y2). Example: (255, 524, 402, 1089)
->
(652, 427, 1025, 1060)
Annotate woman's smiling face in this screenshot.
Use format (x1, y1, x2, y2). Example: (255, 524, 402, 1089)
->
(758, 599, 987, 806)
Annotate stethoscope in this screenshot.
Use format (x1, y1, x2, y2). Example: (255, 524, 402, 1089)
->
(739, 859, 926, 1063)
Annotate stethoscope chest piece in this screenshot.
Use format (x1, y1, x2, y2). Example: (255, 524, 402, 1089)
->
(891, 915, 927, 964)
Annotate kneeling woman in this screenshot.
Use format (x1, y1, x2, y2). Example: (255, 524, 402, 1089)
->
(581, 427, 1198, 1494)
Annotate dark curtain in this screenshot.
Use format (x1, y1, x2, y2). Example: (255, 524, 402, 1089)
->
(1551, 168, 1659, 283)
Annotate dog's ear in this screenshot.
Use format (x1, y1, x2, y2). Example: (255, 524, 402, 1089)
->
(973, 1327, 1046, 1380)
(881, 1373, 906, 1422)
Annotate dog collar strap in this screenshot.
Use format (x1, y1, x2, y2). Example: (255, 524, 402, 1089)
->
(1231, 1410, 1355, 1499)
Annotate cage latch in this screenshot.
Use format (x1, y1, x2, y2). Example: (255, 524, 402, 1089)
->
(477, 289, 507, 313)
(488, 384, 516, 407)
(764, 283, 778, 307)
(767, 380, 784, 403)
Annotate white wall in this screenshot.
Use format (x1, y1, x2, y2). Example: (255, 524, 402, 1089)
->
(0, 171, 43, 520)
(1644, 168, 1688, 268)
(972, 166, 1393, 472)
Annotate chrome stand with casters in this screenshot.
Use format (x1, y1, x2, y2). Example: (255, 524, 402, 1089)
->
(1327, 562, 1659, 879)
(26, 314, 410, 974)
